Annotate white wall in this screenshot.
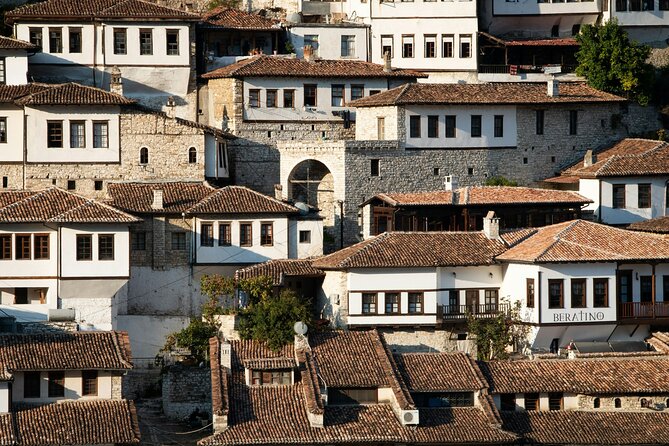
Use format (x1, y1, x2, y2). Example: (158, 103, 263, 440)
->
(102, 23, 190, 67)
(0, 225, 57, 277)
(288, 25, 369, 61)
(500, 263, 540, 324)
(1, 50, 29, 85)
(436, 265, 504, 306)
(288, 218, 323, 259)
(595, 177, 669, 225)
(492, 0, 601, 16)
(12, 370, 113, 403)
(0, 279, 58, 322)
(60, 225, 130, 278)
(0, 105, 25, 162)
(205, 135, 230, 179)
(15, 23, 96, 65)
(0, 382, 9, 413)
(117, 314, 190, 359)
(25, 105, 120, 163)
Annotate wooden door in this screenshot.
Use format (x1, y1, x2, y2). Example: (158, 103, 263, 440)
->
(466, 290, 479, 314)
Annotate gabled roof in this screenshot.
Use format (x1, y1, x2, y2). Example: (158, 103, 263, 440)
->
(0, 36, 38, 50)
(202, 55, 426, 80)
(628, 216, 669, 234)
(348, 82, 624, 108)
(0, 331, 133, 373)
(394, 353, 487, 393)
(312, 232, 506, 269)
(0, 188, 139, 224)
(106, 182, 216, 214)
(201, 7, 279, 30)
(15, 82, 135, 106)
(187, 185, 299, 215)
(5, 0, 198, 23)
(235, 259, 325, 286)
(496, 220, 669, 263)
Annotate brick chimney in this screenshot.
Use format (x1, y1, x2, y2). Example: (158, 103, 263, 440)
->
(547, 78, 559, 97)
(304, 45, 314, 62)
(445, 175, 458, 191)
(383, 51, 392, 73)
(166, 96, 176, 119)
(151, 190, 164, 210)
(274, 184, 283, 200)
(583, 149, 594, 167)
(483, 211, 500, 240)
(110, 66, 123, 96)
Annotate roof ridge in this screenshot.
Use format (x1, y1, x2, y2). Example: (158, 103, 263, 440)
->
(395, 82, 413, 104)
(339, 232, 390, 269)
(50, 187, 140, 222)
(0, 188, 52, 215)
(527, 220, 578, 261)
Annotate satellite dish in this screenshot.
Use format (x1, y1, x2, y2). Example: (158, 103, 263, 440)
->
(294, 201, 309, 215)
(293, 321, 308, 335)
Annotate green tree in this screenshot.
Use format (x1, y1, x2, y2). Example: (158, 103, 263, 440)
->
(207, 0, 241, 10)
(467, 302, 529, 361)
(485, 176, 518, 187)
(163, 318, 218, 363)
(575, 20, 654, 105)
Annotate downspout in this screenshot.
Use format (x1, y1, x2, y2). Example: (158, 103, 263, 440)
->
(597, 180, 602, 222)
(57, 226, 62, 310)
(537, 270, 542, 325)
(22, 111, 27, 189)
(93, 20, 98, 86)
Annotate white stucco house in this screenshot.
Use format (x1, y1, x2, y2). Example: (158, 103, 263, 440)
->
(0, 36, 36, 86)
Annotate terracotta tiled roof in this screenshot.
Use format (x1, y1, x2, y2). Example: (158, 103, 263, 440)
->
(501, 411, 669, 445)
(349, 82, 624, 107)
(5, 0, 197, 23)
(0, 84, 50, 103)
(496, 220, 669, 263)
(0, 331, 133, 372)
(202, 55, 426, 79)
(235, 259, 325, 286)
(394, 353, 486, 392)
(0, 188, 139, 224)
(0, 413, 14, 445)
(499, 228, 538, 247)
(312, 232, 506, 269)
(14, 400, 141, 446)
(209, 337, 228, 417)
(231, 339, 294, 369)
(15, 83, 135, 106)
(0, 36, 37, 50)
(505, 37, 579, 47)
(628, 216, 669, 234)
(647, 332, 669, 354)
(479, 358, 669, 394)
(202, 7, 279, 30)
(106, 182, 215, 214)
(244, 357, 296, 370)
(367, 187, 590, 207)
(187, 186, 299, 215)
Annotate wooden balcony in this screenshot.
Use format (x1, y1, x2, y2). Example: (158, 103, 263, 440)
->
(438, 303, 510, 322)
(619, 302, 669, 323)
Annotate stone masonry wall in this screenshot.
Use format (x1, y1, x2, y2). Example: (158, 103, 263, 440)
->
(162, 365, 212, 420)
(578, 394, 669, 411)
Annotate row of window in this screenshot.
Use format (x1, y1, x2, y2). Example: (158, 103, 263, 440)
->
(537, 278, 609, 309)
(2, 233, 115, 262)
(247, 85, 377, 109)
(381, 34, 472, 59)
(200, 222, 274, 247)
(23, 370, 98, 399)
(303, 35, 357, 58)
(131, 231, 187, 251)
(29, 27, 180, 56)
(500, 393, 564, 411)
(46, 120, 109, 149)
(361, 292, 424, 314)
(250, 369, 292, 386)
(612, 183, 652, 209)
(615, 0, 669, 11)
(409, 114, 504, 139)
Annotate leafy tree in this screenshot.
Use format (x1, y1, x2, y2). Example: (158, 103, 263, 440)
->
(485, 176, 518, 187)
(163, 318, 218, 363)
(467, 301, 529, 361)
(575, 20, 654, 105)
(207, 0, 241, 10)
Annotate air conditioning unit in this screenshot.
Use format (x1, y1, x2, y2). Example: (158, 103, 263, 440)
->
(400, 409, 419, 425)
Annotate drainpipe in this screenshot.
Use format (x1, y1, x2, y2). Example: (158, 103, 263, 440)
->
(338, 200, 344, 249)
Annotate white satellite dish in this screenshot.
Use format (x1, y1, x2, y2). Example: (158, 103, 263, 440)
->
(293, 321, 308, 335)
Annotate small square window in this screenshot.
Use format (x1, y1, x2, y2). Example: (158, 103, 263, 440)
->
(467, 167, 474, 175)
(131, 232, 146, 251)
(67, 180, 76, 190)
(98, 234, 114, 260)
(523, 157, 528, 164)
(299, 230, 311, 243)
(433, 167, 440, 176)
(371, 159, 380, 176)
(171, 232, 186, 250)
(76, 234, 92, 261)
(94, 180, 103, 191)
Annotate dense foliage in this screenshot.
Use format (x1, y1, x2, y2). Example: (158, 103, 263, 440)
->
(163, 318, 218, 363)
(467, 302, 529, 361)
(485, 176, 518, 187)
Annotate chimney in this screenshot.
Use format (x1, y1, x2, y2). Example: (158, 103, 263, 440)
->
(547, 78, 559, 97)
(274, 184, 283, 200)
(445, 175, 458, 191)
(151, 190, 164, 210)
(483, 211, 500, 240)
(220, 341, 232, 372)
(110, 66, 123, 96)
(383, 51, 392, 73)
(583, 149, 594, 167)
(166, 96, 176, 119)
(304, 45, 314, 62)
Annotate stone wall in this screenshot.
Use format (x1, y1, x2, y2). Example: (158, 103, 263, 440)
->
(578, 394, 669, 411)
(111, 374, 124, 399)
(381, 329, 477, 355)
(162, 364, 212, 420)
(123, 367, 163, 399)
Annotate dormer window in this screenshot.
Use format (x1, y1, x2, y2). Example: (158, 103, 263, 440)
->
(250, 369, 292, 386)
(329, 387, 378, 405)
(412, 392, 474, 408)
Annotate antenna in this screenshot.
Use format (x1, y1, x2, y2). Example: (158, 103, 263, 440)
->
(293, 321, 308, 336)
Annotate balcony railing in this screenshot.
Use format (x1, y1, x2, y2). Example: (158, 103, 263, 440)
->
(619, 302, 669, 319)
(439, 303, 510, 321)
(478, 64, 577, 75)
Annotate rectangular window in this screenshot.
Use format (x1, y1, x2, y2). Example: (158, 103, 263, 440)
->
(48, 371, 65, 397)
(381, 35, 393, 58)
(569, 110, 578, 135)
(248, 89, 260, 108)
(131, 231, 146, 251)
(329, 387, 378, 405)
(409, 115, 421, 138)
(70, 121, 85, 148)
(201, 223, 214, 247)
(49, 28, 62, 53)
(351, 84, 364, 102)
(260, 222, 273, 246)
(34, 234, 49, 260)
(166, 29, 179, 55)
(283, 89, 295, 108)
(304, 34, 319, 56)
(24, 372, 41, 398)
(266, 89, 277, 108)
(171, 232, 186, 250)
(341, 35, 355, 57)
(524, 393, 540, 411)
(15, 234, 30, 260)
(548, 279, 564, 308)
(76, 234, 92, 261)
(571, 278, 586, 308)
(616, 0, 627, 9)
(385, 292, 400, 314)
(613, 185, 626, 209)
(494, 115, 504, 138)
(47, 121, 63, 148)
(402, 35, 414, 58)
(548, 393, 563, 411)
(218, 223, 231, 246)
(82, 370, 98, 396)
(500, 394, 516, 411)
(593, 278, 608, 307)
(362, 293, 377, 314)
(377, 117, 385, 140)
(331, 84, 345, 107)
(661, 0, 669, 9)
(638, 184, 651, 208)
(299, 230, 311, 243)
(526, 278, 535, 308)
(69, 28, 82, 53)
(93, 121, 108, 148)
(442, 35, 454, 58)
(139, 29, 153, 55)
(304, 84, 317, 107)
(240, 223, 252, 246)
(459, 34, 471, 58)
(113, 28, 127, 55)
(0, 234, 10, 260)
(427, 115, 439, 138)
(0, 117, 7, 142)
(29, 28, 43, 50)
(484, 290, 498, 312)
(445, 115, 456, 138)
(640, 275, 653, 302)
(470, 115, 481, 138)
(536, 110, 545, 135)
(424, 35, 436, 58)
(371, 159, 380, 176)
(408, 292, 423, 314)
(98, 234, 114, 260)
